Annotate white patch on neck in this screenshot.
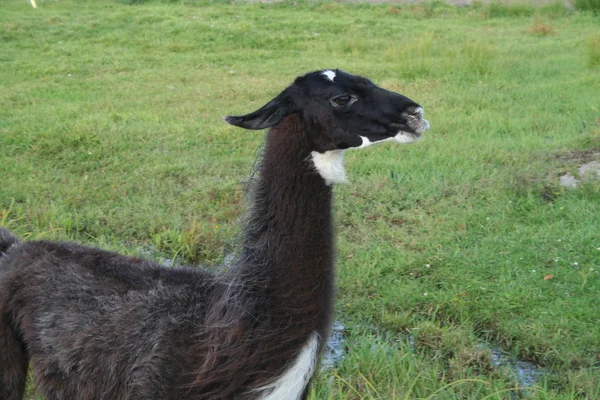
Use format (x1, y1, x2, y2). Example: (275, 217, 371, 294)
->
(254, 332, 320, 400)
(357, 136, 378, 148)
(310, 128, 425, 185)
(310, 150, 346, 185)
(322, 70, 336, 82)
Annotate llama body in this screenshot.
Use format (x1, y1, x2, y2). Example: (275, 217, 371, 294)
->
(0, 70, 429, 400)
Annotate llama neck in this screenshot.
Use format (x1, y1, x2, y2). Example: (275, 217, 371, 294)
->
(238, 114, 334, 332)
(189, 115, 334, 398)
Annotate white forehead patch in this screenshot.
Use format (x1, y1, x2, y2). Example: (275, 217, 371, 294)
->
(322, 70, 336, 82)
(310, 150, 346, 185)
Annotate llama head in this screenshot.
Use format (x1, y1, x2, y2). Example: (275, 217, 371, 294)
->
(225, 69, 430, 184)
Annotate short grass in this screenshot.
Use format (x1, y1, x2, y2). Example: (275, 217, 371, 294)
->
(1, 0, 599, 398)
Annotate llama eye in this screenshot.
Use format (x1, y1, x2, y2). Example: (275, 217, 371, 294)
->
(332, 95, 352, 107)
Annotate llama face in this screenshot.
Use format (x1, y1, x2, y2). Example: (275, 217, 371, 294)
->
(225, 69, 430, 184)
(225, 69, 429, 152)
(301, 69, 430, 152)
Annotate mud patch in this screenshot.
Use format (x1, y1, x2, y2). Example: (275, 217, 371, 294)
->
(552, 148, 600, 164)
(559, 158, 600, 188)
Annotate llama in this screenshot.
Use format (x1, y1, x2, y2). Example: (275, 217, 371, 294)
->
(0, 69, 429, 400)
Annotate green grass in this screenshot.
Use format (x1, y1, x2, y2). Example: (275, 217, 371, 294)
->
(1, 0, 599, 398)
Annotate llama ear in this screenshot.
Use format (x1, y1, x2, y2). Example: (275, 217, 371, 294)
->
(224, 89, 298, 130)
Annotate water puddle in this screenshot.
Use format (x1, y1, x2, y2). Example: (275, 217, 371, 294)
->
(478, 342, 544, 389)
(322, 321, 345, 369)
(322, 322, 545, 391)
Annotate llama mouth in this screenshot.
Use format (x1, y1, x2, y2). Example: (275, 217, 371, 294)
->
(392, 117, 429, 133)
(391, 118, 429, 143)
(398, 106, 430, 135)
(415, 118, 430, 134)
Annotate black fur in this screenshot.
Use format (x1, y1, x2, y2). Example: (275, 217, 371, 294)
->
(0, 229, 18, 255)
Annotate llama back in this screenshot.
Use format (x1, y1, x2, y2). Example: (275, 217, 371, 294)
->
(0, 228, 19, 257)
(0, 237, 217, 399)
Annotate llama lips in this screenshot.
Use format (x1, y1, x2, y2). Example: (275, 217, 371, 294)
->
(418, 118, 431, 133)
(408, 106, 430, 134)
(391, 117, 429, 138)
(394, 117, 429, 143)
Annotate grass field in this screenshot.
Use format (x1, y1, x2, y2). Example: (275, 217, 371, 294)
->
(1, 0, 599, 398)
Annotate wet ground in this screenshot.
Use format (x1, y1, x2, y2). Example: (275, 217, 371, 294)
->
(322, 321, 346, 369)
(322, 322, 546, 390)
(559, 158, 600, 188)
(479, 342, 544, 389)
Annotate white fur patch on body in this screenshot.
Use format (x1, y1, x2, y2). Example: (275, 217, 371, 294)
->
(254, 332, 320, 400)
(311, 150, 346, 185)
(322, 70, 336, 82)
